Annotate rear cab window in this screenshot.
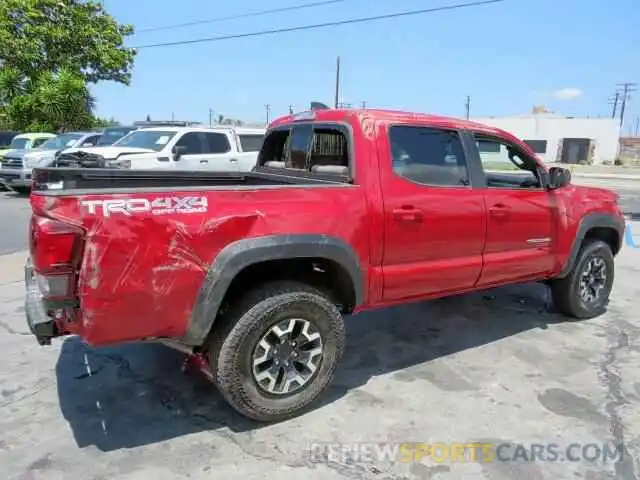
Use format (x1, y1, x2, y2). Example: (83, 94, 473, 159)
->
(256, 122, 351, 181)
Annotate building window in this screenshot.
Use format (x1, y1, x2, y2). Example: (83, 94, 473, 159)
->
(523, 140, 547, 154)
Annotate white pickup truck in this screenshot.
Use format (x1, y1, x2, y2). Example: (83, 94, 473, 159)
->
(54, 126, 265, 172)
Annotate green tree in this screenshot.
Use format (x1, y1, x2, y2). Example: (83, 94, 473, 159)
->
(93, 116, 120, 128)
(0, 0, 135, 131)
(0, 0, 136, 85)
(0, 67, 97, 132)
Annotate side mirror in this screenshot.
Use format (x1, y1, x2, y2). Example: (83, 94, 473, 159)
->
(172, 145, 187, 161)
(548, 166, 571, 190)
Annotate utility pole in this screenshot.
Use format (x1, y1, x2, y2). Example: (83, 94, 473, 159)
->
(334, 56, 340, 109)
(208, 108, 213, 127)
(360, 101, 367, 109)
(171, 112, 175, 121)
(617, 82, 637, 129)
(609, 92, 620, 119)
(634, 116, 640, 137)
(465, 95, 471, 120)
(288, 104, 294, 114)
(264, 104, 271, 124)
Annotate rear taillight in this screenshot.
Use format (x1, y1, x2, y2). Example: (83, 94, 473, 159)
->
(29, 215, 83, 300)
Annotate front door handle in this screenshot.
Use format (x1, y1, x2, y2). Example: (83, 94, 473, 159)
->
(392, 206, 424, 223)
(488, 203, 510, 219)
(229, 158, 238, 162)
(200, 160, 209, 164)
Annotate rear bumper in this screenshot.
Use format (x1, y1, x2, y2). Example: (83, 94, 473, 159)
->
(24, 258, 58, 345)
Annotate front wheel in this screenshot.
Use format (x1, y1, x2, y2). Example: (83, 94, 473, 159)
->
(550, 239, 614, 319)
(207, 281, 346, 422)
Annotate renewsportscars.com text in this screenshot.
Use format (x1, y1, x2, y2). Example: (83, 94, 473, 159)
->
(309, 442, 625, 464)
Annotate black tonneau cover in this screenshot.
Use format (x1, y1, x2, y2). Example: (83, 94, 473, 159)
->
(30, 167, 343, 193)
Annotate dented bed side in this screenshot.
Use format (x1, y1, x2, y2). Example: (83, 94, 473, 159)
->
(29, 182, 370, 346)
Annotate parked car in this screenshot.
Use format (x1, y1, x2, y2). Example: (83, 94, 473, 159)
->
(0, 132, 55, 161)
(0, 131, 19, 157)
(0, 132, 101, 193)
(95, 125, 138, 146)
(53, 125, 265, 171)
(24, 108, 625, 422)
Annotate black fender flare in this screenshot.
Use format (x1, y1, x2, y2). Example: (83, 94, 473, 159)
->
(557, 213, 625, 278)
(182, 234, 364, 346)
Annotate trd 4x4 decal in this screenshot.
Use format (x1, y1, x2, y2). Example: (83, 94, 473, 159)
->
(81, 196, 208, 217)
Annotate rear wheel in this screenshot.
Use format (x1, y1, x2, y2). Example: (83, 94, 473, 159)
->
(550, 239, 614, 319)
(207, 281, 346, 422)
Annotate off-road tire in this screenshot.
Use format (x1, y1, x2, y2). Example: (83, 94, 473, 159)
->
(550, 239, 614, 319)
(206, 281, 346, 422)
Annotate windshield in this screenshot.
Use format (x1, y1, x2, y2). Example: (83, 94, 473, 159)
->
(9, 137, 28, 149)
(113, 130, 177, 152)
(97, 127, 136, 146)
(39, 133, 83, 150)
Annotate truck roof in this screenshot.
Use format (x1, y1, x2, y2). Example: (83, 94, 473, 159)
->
(270, 108, 513, 140)
(134, 126, 266, 135)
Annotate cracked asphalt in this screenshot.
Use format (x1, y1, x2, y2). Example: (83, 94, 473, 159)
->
(1, 184, 640, 479)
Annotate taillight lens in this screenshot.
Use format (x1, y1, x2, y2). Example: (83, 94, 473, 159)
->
(30, 215, 83, 274)
(29, 215, 83, 301)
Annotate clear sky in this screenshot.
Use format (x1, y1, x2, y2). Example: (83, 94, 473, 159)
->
(95, 0, 640, 133)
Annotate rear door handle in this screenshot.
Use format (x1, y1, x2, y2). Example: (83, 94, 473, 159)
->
(200, 160, 209, 164)
(229, 158, 238, 162)
(392, 206, 424, 223)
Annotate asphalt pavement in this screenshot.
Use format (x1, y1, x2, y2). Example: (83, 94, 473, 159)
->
(1, 178, 640, 479)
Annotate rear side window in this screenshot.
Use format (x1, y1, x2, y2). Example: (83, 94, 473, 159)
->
(389, 126, 469, 187)
(202, 132, 231, 154)
(258, 123, 350, 178)
(175, 132, 203, 154)
(238, 134, 264, 152)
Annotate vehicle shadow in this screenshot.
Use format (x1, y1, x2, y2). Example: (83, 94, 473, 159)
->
(56, 281, 567, 451)
(0, 187, 29, 197)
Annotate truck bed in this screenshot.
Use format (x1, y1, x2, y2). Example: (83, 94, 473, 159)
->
(31, 167, 345, 195)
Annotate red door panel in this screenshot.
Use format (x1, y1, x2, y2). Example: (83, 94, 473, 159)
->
(479, 189, 555, 286)
(378, 124, 487, 302)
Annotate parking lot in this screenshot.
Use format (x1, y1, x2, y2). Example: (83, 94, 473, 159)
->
(1, 181, 639, 480)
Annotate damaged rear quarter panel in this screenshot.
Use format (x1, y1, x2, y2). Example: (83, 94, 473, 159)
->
(31, 184, 369, 346)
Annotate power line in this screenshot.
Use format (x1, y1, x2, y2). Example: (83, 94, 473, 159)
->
(136, 0, 347, 33)
(132, 0, 508, 49)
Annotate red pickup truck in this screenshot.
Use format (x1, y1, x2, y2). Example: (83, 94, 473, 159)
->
(25, 108, 625, 422)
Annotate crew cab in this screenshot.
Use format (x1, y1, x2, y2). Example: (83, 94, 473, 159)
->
(24, 108, 625, 422)
(53, 125, 265, 172)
